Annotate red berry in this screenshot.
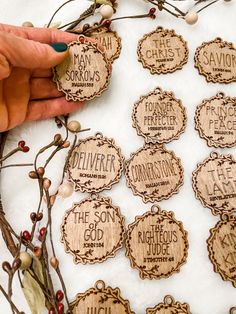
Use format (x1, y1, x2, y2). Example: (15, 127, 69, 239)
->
(103, 20, 112, 27)
(38, 234, 43, 242)
(39, 227, 47, 236)
(57, 303, 64, 314)
(150, 14, 156, 19)
(18, 140, 25, 148)
(22, 146, 30, 153)
(48, 309, 56, 314)
(56, 290, 64, 302)
(22, 230, 31, 241)
(149, 7, 156, 15)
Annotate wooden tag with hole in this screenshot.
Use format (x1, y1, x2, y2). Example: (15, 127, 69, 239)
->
(132, 87, 187, 144)
(61, 195, 125, 264)
(230, 307, 236, 314)
(126, 205, 188, 280)
(207, 214, 236, 288)
(125, 144, 184, 203)
(192, 152, 236, 216)
(195, 92, 236, 148)
(194, 38, 236, 84)
(90, 27, 122, 63)
(53, 36, 112, 101)
(69, 280, 134, 314)
(67, 133, 124, 193)
(146, 295, 192, 314)
(137, 27, 188, 75)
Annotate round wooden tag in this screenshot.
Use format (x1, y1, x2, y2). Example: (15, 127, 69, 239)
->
(230, 307, 236, 314)
(67, 133, 124, 193)
(53, 36, 112, 101)
(61, 195, 125, 264)
(69, 280, 134, 314)
(132, 87, 187, 144)
(207, 213, 236, 288)
(192, 152, 236, 216)
(137, 27, 188, 75)
(194, 38, 236, 84)
(90, 27, 122, 63)
(125, 144, 184, 203)
(195, 92, 236, 148)
(126, 205, 188, 280)
(146, 295, 192, 314)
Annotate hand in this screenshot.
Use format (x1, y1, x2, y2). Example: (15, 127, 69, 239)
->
(0, 23, 83, 132)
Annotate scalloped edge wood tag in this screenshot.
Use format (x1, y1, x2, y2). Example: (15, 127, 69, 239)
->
(195, 92, 236, 148)
(125, 144, 184, 203)
(53, 36, 112, 101)
(194, 38, 236, 84)
(126, 205, 188, 280)
(69, 280, 134, 314)
(207, 213, 236, 288)
(137, 27, 188, 75)
(132, 87, 187, 144)
(61, 194, 125, 264)
(67, 133, 124, 193)
(146, 295, 192, 314)
(90, 27, 122, 63)
(192, 152, 236, 216)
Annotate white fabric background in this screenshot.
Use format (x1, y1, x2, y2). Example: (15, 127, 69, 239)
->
(0, 0, 236, 313)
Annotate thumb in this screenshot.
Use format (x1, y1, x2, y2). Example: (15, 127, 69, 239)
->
(0, 30, 68, 78)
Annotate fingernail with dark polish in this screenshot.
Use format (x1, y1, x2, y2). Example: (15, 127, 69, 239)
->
(50, 42, 68, 52)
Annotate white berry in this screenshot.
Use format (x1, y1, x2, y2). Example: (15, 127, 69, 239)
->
(22, 21, 34, 27)
(100, 5, 114, 19)
(58, 182, 74, 198)
(68, 120, 81, 133)
(185, 11, 198, 25)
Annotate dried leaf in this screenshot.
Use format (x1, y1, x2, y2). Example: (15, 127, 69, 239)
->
(22, 256, 45, 314)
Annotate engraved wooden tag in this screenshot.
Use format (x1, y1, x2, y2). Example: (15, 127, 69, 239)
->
(194, 38, 236, 84)
(125, 144, 184, 203)
(53, 36, 112, 101)
(132, 87, 187, 144)
(192, 152, 236, 216)
(90, 27, 122, 63)
(146, 295, 192, 314)
(67, 133, 124, 193)
(207, 213, 236, 288)
(137, 27, 188, 75)
(69, 280, 134, 314)
(195, 92, 236, 148)
(126, 205, 188, 280)
(61, 195, 125, 264)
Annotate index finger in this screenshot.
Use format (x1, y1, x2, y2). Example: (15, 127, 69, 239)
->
(0, 23, 78, 44)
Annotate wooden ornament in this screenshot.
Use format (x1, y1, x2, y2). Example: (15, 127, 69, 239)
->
(67, 133, 124, 193)
(192, 152, 236, 215)
(126, 205, 188, 280)
(230, 307, 236, 314)
(53, 36, 112, 101)
(132, 87, 187, 144)
(90, 27, 122, 63)
(194, 38, 236, 84)
(207, 213, 236, 288)
(137, 27, 188, 75)
(125, 144, 184, 203)
(61, 195, 125, 264)
(69, 280, 134, 314)
(146, 295, 192, 314)
(195, 92, 236, 148)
